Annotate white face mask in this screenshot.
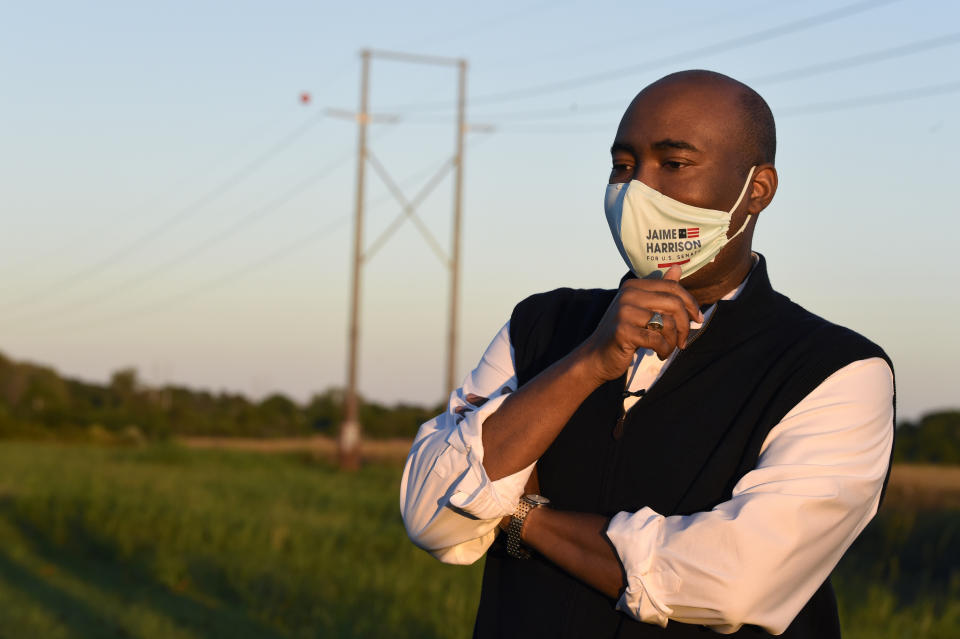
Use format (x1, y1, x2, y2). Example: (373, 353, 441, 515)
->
(604, 166, 756, 279)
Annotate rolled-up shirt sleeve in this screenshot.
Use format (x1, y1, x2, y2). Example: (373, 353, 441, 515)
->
(400, 321, 536, 565)
(605, 357, 895, 634)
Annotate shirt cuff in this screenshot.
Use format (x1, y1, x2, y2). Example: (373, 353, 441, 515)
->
(606, 508, 680, 627)
(443, 393, 536, 520)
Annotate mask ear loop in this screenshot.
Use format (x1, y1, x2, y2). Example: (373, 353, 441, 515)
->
(726, 165, 757, 241)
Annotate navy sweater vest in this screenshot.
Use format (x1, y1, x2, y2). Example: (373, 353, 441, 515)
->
(472, 256, 893, 639)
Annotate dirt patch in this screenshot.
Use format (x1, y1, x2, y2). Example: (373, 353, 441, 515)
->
(885, 464, 960, 509)
(178, 437, 960, 505)
(178, 435, 413, 464)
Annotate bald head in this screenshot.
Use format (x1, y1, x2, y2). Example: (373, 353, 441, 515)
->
(609, 69, 780, 295)
(635, 70, 776, 174)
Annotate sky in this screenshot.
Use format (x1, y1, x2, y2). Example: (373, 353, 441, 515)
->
(1, 0, 958, 420)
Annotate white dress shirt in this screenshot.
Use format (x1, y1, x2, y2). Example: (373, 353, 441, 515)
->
(399, 271, 894, 635)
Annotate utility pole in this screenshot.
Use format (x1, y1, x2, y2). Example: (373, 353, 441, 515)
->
(338, 49, 371, 471)
(446, 59, 467, 395)
(336, 49, 473, 471)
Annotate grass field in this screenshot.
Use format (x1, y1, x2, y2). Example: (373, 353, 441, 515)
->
(0, 441, 956, 638)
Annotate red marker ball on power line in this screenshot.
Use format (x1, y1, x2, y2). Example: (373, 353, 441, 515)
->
(300, 92, 311, 105)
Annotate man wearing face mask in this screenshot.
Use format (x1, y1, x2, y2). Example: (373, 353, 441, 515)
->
(400, 70, 894, 638)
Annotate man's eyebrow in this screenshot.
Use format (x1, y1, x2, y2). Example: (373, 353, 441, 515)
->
(610, 142, 635, 156)
(652, 138, 701, 152)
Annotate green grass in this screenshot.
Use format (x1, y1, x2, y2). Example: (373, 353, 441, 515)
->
(0, 442, 955, 638)
(0, 442, 482, 638)
(834, 504, 960, 639)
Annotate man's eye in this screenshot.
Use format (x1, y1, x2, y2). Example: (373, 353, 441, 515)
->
(663, 160, 686, 169)
(612, 163, 633, 172)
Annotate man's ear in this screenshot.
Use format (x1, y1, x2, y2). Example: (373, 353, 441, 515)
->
(747, 164, 778, 215)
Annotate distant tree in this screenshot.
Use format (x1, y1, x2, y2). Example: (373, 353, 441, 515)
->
(110, 368, 139, 399)
(256, 393, 307, 436)
(894, 411, 960, 465)
(360, 398, 443, 439)
(305, 389, 343, 434)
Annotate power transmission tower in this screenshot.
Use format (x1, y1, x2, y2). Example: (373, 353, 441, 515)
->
(335, 49, 471, 471)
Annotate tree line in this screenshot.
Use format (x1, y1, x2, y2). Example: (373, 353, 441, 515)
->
(0, 352, 441, 440)
(1, 350, 957, 463)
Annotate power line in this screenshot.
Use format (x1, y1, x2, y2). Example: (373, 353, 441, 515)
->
(12, 133, 490, 333)
(35, 214, 352, 335)
(2, 156, 350, 326)
(0, 124, 411, 326)
(0, 112, 296, 280)
(492, 78, 960, 133)
(2, 57, 361, 290)
(0, 112, 325, 311)
(471, 0, 903, 105)
(480, 0, 773, 71)
(777, 79, 960, 115)
(749, 31, 960, 85)
(386, 0, 903, 112)
(466, 30, 960, 124)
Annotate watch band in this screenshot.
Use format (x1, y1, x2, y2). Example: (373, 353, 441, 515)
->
(506, 494, 549, 559)
(506, 499, 534, 559)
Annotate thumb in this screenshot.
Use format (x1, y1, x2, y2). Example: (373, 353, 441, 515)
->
(663, 265, 683, 282)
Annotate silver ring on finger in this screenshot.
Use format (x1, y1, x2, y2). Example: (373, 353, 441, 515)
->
(645, 312, 664, 332)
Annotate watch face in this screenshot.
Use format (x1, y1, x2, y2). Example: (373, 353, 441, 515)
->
(525, 494, 550, 505)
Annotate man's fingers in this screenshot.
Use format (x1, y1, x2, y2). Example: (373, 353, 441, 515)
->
(653, 312, 679, 355)
(644, 327, 674, 360)
(673, 309, 690, 349)
(663, 265, 683, 282)
(590, 284, 696, 381)
(618, 303, 681, 355)
(620, 291, 692, 347)
(619, 320, 673, 360)
(622, 278, 701, 322)
(650, 292, 689, 348)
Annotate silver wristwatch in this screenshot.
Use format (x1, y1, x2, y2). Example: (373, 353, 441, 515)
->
(506, 493, 550, 559)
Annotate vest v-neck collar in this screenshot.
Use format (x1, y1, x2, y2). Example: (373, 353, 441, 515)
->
(624, 254, 782, 404)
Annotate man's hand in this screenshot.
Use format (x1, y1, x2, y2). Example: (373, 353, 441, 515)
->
(498, 466, 625, 600)
(577, 265, 702, 379)
(481, 267, 701, 481)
